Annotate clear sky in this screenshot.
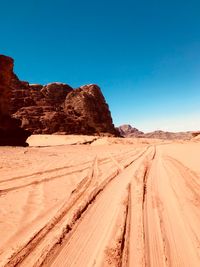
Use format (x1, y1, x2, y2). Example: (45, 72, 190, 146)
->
(1, 0, 200, 132)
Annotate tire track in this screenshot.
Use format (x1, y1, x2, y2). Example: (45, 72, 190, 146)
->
(0, 161, 91, 184)
(3, 157, 98, 267)
(127, 146, 156, 267)
(0, 158, 106, 195)
(47, 147, 150, 267)
(143, 149, 170, 267)
(6, 147, 150, 267)
(162, 158, 200, 261)
(0, 149, 141, 196)
(102, 184, 130, 267)
(0, 167, 89, 196)
(164, 155, 200, 199)
(142, 147, 200, 267)
(0, 148, 138, 185)
(121, 184, 131, 267)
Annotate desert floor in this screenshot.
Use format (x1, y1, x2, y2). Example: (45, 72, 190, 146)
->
(0, 135, 200, 267)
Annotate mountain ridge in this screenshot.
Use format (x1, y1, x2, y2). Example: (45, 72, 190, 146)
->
(117, 124, 195, 140)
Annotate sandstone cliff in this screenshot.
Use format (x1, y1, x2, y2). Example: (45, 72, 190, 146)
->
(0, 55, 30, 146)
(6, 56, 118, 136)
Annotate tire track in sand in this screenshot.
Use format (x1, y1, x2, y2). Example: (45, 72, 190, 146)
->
(162, 157, 200, 263)
(0, 149, 140, 196)
(2, 157, 98, 267)
(12, 147, 150, 267)
(142, 146, 200, 267)
(101, 184, 130, 267)
(43, 147, 151, 267)
(128, 146, 156, 267)
(0, 147, 149, 266)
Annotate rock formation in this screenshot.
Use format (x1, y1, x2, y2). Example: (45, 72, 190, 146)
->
(6, 56, 118, 136)
(0, 55, 30, 146)
(189, 131, 200, 141)
(192, 132, 200, 138)
(117, 124, 144, 137)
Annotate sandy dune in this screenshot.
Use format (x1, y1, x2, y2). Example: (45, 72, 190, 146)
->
(0, 135, 200, 266)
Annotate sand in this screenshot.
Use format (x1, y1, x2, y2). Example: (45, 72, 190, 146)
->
(0, 135, 200, 267)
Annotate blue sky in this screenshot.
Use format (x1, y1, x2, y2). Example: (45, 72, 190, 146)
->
(1, 0, 200, 132)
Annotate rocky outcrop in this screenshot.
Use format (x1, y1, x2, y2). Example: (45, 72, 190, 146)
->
(0, 55, 30, 146)
(10, 78, 73, 114)
(7, 56, 118, 136)
(192, 132, 200, 138)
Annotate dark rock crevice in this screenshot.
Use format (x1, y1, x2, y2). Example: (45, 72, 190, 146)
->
(0, 55, 31, 146)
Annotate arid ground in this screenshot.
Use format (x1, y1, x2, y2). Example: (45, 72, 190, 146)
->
(0, 135, 200, 267)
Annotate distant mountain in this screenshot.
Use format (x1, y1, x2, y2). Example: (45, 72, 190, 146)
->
(117, 124, 194, 140)
(117, 124, 144, 137)
(143, 130, 193, 140)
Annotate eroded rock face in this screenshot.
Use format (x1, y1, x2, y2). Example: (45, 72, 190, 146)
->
(0, 55, 13, 115)
(0, 55, 31, 146)
(7, 57, 118, 136)
(64, 84, 118, 135)
(41, 83, 73, 106)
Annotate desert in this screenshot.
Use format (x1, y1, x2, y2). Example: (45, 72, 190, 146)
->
(0, 53, 200, 267)
(1, 1, 200, 265)
(0, 134, 200, 266)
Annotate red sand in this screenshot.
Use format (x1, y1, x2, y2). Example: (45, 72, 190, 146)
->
(0, 135, 200, 267)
